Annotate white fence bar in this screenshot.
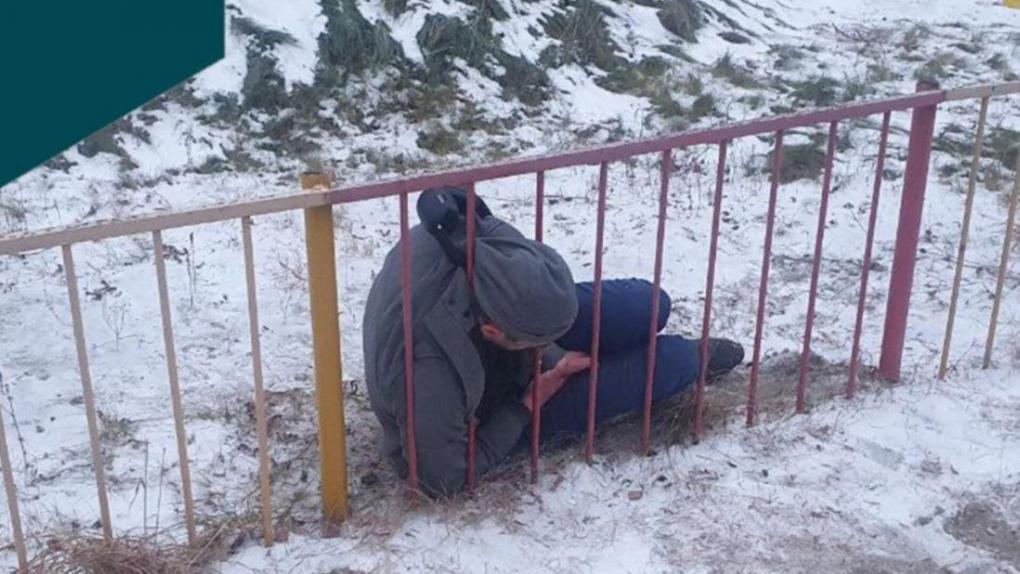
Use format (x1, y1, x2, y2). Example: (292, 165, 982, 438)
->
(151, 230, 198, 544)
(61, 245, 114, 541)
(0, 374, 28, 571)
(241, 216, 275, 547)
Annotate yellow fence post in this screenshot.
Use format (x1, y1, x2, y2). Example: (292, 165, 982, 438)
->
(301, 171, 348, 531)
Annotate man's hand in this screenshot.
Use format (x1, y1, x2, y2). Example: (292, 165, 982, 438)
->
(553, 351, 591, 378)
(522, 352, 591, 413)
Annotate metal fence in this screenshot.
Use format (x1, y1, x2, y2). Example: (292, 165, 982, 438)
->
(0, 79, 1018, 570)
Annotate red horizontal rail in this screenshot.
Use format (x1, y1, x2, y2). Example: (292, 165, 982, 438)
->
(330, 92, 944, 206)
(0, 88, 953, 257)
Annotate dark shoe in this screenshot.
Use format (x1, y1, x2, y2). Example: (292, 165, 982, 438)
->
(704, 338, 744, 383)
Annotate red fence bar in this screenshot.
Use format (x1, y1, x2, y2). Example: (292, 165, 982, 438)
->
(879, 81, 940, 381)
(848, 112, 892, 398)
(531, 171, 545, 483)
(535, 172, 545, 244)
(693, 142, 729, 441)
(796, 122, 839, 413)
(2, 90, 983, 260)
(746, 131, 785, 428)
(0, 92, 955, 258)
(466, 183, 477, 285)
(641, 149, 672, 455)
(399, 192, 418, 493)
(325, 92, 948, 208)
(585, 162, 609, 463)
(465, 183, 478, 493)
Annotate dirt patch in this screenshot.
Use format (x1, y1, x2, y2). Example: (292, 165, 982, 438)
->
(765, 537, 948, 574)
(945, 494, 1020, 570)
(699, 349, 887, 431)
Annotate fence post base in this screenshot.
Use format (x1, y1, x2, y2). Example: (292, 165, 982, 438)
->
(878, 80, 940, 381)
(302, 171, 349, 532)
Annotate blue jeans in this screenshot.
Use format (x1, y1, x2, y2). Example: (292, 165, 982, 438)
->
(535, 279, 702, 442)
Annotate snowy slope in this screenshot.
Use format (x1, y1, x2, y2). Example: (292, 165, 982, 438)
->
(0, 0, 1019, 572)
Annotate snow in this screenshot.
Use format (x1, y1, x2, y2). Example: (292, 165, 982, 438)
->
(234, 0, 325, 89)
(547, 65, 650, 124)
(192, 20, 248, 98)
(1, 0, 1019, 572)
(216, 371, 1020, 573)
(120, 106, 227, 175)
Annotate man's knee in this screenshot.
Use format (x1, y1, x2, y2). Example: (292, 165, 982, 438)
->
(558, 279, 672, 353)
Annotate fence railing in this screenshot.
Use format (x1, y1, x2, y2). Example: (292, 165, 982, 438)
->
(0, 79, 1018, 570)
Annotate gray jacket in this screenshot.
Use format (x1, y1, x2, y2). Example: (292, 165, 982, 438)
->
(363, 216, 533, 496)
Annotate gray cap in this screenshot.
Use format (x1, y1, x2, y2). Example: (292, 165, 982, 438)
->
(473, 236, 578, 344)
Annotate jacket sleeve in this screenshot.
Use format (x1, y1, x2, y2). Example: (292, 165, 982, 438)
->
(395, 356, 530, 497)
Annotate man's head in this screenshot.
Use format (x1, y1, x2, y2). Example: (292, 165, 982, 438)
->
(473, 235, 578, 351)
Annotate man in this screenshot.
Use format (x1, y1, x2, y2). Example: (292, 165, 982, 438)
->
(363, 188, 743, 496)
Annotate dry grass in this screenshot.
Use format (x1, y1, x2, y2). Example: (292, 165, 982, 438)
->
(28, 516, 260, 574)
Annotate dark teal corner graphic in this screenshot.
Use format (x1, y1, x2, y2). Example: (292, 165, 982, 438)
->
(1, 2, 225, 186)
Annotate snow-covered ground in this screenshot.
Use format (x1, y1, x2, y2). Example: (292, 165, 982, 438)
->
(0, 0, 1019, 572)
(221, 370, 1020, 573)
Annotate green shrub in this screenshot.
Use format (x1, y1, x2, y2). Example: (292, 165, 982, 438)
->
(790, 77, 840, 107)
(495, 53, 551, 107)
(657, 44, 693, 62)
(914, 52, 966, 82)
(231, 16, 297, 49)
(456, 0, 509, 21)
(986, 53, 1010, 74)
(899, 24, 931, 53)
(719, 31, 750, 44)
(987, 127, 1020, 170)
(767, 142, 826, 183)
(841, 74, 876, 102)
(541, 0, 624, 71)
(711, 53, 759, 89)
(317, 0, 404, 84)
(417, 13, 550, 105)
(596, 56, 669, 93)
(383, 0, 409, 17)
(691, 93, 716, 121)
(418, 14, 494, 77)
(770, 44, 805, 71)
(650, 92, 686, 119)
(866, 62, 900, 83)
(400, 81, 459, 122)
(76, 118, 142, 170)
(242, 50, 288, 112)
(417, 125, 466, 155)
(657, 0, 703, 42)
